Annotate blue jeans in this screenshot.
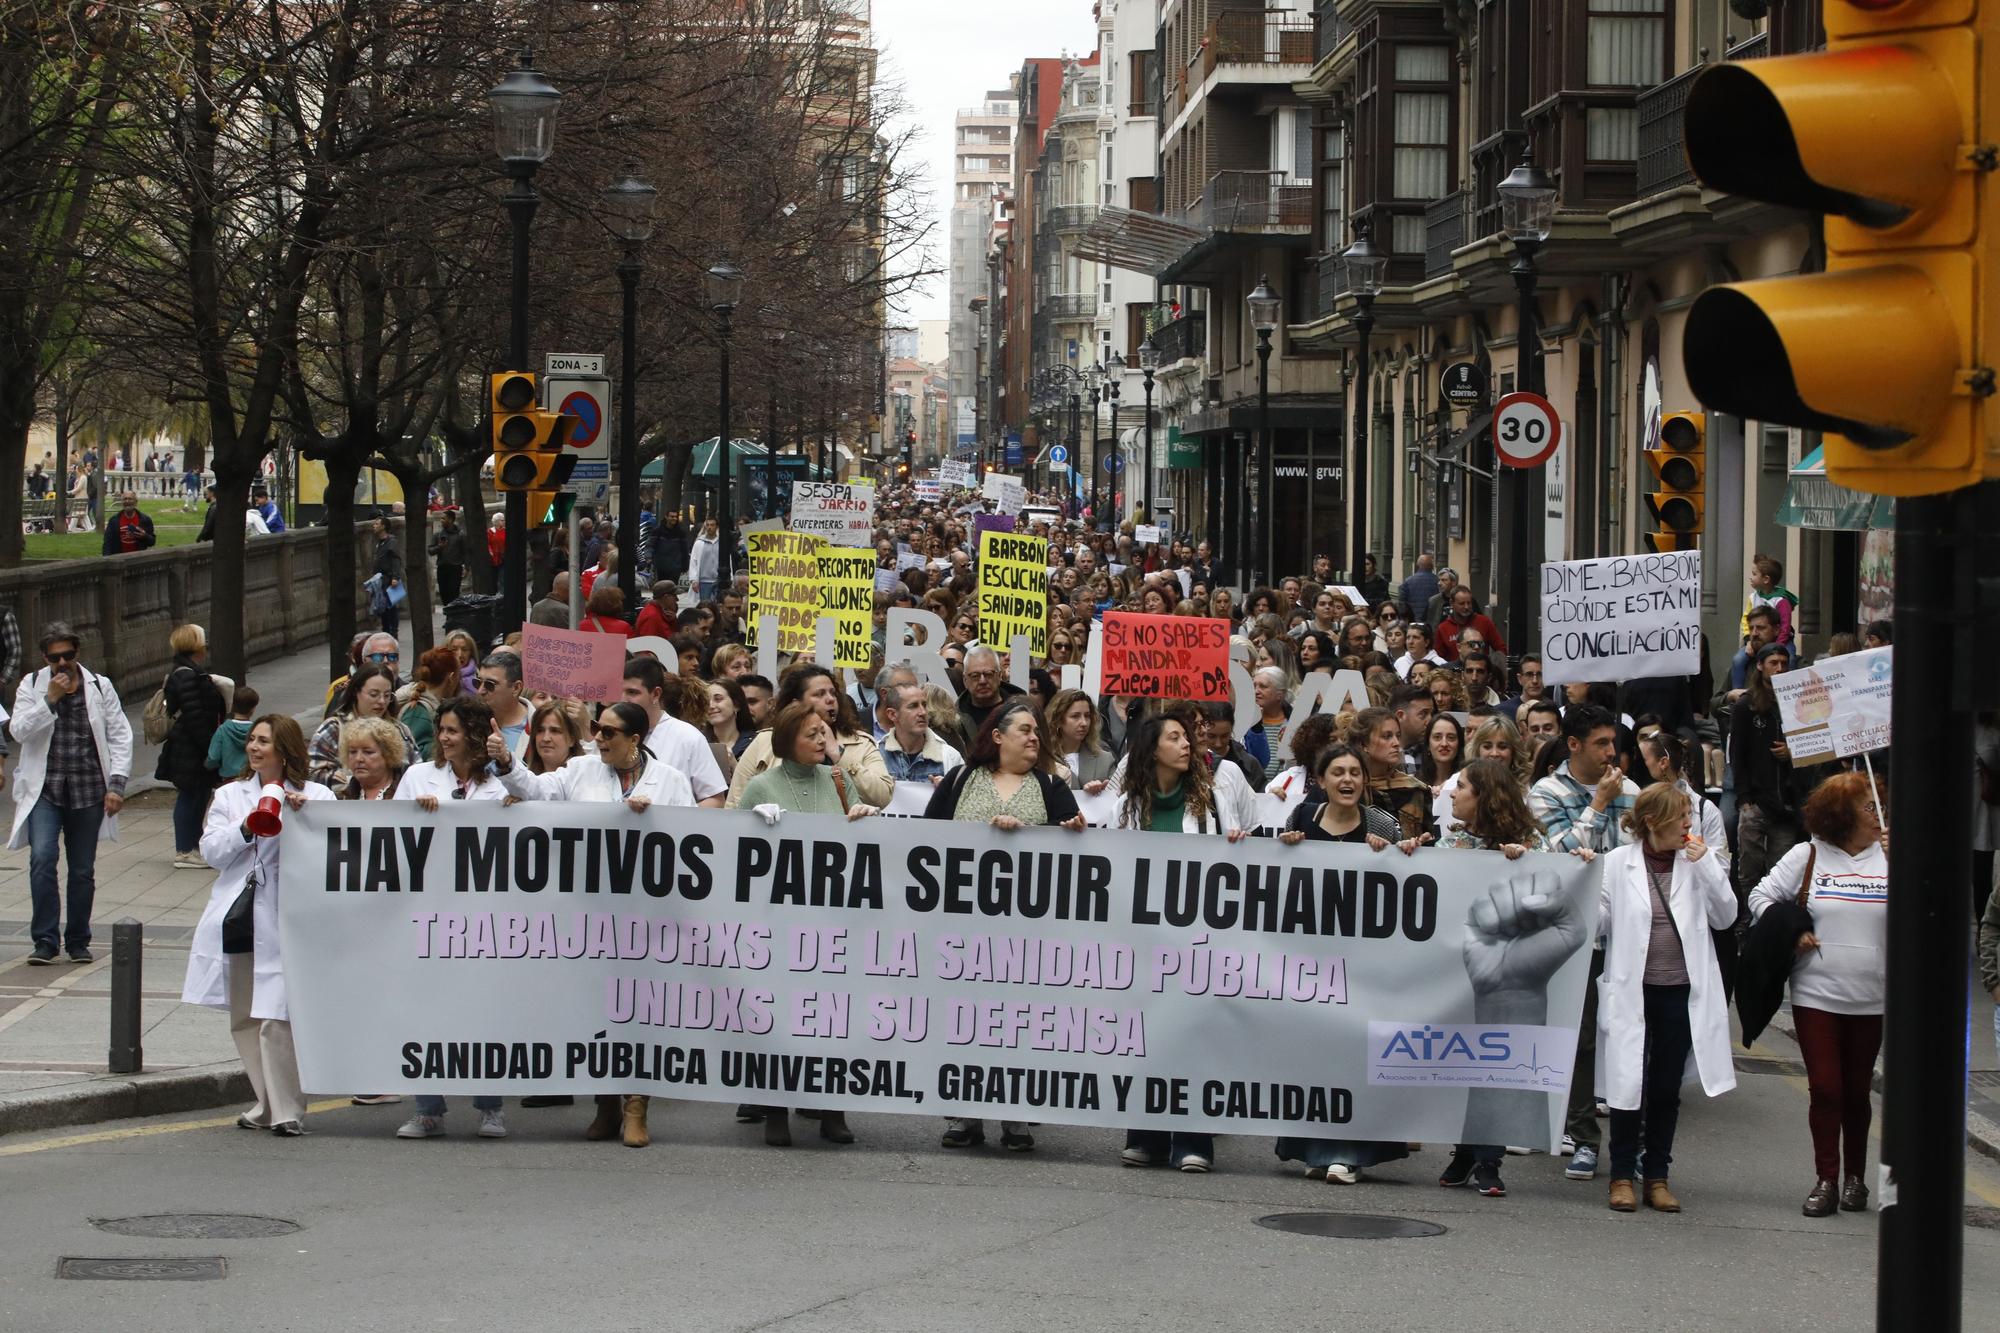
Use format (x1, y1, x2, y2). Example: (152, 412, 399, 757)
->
(415, 1095, 501, 1116)
(27, 798, 105, 953)
(172, 782, 209, 854)
(1608, 983, 1694, 1181)
(698, 579, 718, 601)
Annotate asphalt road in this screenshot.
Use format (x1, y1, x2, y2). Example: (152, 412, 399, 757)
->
(3, 1033, 1999, 1333)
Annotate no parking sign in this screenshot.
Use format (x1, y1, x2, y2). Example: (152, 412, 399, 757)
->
(544, 358, 611, 503)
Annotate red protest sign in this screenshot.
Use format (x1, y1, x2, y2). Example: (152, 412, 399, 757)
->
(1099, 611, 1231, 701)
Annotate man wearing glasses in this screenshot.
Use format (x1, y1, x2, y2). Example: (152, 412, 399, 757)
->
(474, 652, 532, 764)
(8, 623, 132, 964)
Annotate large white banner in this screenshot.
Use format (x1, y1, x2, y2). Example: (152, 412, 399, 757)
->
(787, 481, 876, 547)
(1540, 551, 1701, 685)
(281, 805, 1597, 1144)
(1773, 645, 1892, 763)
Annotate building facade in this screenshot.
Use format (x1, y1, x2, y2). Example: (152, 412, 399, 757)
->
(949, 91, 1018, 458)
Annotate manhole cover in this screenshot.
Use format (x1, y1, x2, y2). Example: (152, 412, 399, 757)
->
(1968, 1207, 2000, 1230)
(1734, 1056, 1808, 1078)
(1256, 1212, 1447, 1239)
(91, 1214, 299, 1240)
(58, 1257, 225, 1281)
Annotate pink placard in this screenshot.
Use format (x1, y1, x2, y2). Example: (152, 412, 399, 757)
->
(520, 623, 627, 703)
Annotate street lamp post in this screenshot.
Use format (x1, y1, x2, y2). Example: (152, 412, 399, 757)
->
(1139, 336, 1159, 521)
(1247, 274, 1280, 586)
(1105, 353, 1124, 526)
(1499, 148, 1557, 657)
(765, 329, 786, 518)
(1341, 225, 1388, 590)
(1082, 363, 1103, 527)
(708, 260, 744, 586)
(487, 51, 559, 631)
(604, 164, 655, 622)
(1067, 389, 1082, 518)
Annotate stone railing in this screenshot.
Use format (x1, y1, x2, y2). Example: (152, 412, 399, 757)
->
(0, 520, 389, 700)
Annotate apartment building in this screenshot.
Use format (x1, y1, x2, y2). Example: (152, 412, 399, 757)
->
(949, 90, 1017, 454)
(1290, 0, 1863, 656)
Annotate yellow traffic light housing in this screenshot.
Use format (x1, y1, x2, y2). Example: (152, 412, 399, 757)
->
(1680, 1, 1996, 497)
(1643, 411, 1706, 550)
(491, 370, 579, 495)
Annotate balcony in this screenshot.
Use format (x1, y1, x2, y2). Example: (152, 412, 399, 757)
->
(1202, 10, 1316, 79)
(1635, 32, 1767, 200)
(1041, 291, 1096, 319)
(1314, 3, 1352, 64)
(1424, 191, 1467, 280)
(1316, 254, 1348, 320)
(1152, 311, 1206, 365)
(1188, 169, 1312, 233)
(1047, 203, 1096, 233)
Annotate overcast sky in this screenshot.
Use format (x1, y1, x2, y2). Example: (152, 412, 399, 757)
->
(872, 0, 1101, 324)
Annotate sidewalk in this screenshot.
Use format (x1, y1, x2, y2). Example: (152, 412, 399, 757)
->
(0, 623, 427, 1134)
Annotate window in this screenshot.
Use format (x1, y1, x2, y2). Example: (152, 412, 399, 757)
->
(1318, 123, 1344, 252)
(1130, 49, 1158, 115)
(1587, 0, 1666, 87)
(1391, 92, 1449, 197)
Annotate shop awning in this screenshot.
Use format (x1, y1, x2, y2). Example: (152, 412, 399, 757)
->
(1774, 445, 1894, 530)
(641, 438, 770, 482)
(1074, 206, 1205, 277)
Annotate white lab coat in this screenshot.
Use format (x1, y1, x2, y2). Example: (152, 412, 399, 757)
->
(8, 665, 133, 850)
(1594, 841, 1739, 1110)
(498, 753, 696, 807)
(180, 776, 337, 1021)
(1107, 761, 1254, 834)
(392, 761, 510, 803)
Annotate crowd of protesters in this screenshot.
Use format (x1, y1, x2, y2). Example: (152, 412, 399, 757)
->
(9, 479, 1943, 1219)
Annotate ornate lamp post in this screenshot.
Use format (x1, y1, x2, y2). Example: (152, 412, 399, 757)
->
(1499, 148, 1557, 654)
(1247, 274, 1281, 585)
(1341, 224, 1388, 588)
(603, 164, 655, 618)
(707, 259, 744, 584)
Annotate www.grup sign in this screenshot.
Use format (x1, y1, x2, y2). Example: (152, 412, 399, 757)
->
(1099, 611, 1231, 702)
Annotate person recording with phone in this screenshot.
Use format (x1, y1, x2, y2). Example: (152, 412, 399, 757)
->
(9, 622, 133, 966)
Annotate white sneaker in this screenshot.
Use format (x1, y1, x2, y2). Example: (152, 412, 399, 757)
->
(476, 1109, 508, 1139)
(1325, 1163, 1360, 1184)
(1560, 1134, 1576, 1156)
(172, 851, 206, 869)
(396, 1114, 444, 1139)
(1120, 1145, 1157, 1167)
(1504, 1145, 1533, 1155)
(1176, 1153, 1212, 1173)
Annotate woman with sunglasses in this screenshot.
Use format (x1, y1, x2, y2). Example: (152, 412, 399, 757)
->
(495, 700, 697, 1149)
(307, 664, 417, 790)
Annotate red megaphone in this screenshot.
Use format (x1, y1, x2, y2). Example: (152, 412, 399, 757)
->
(245, 784, 284, 838)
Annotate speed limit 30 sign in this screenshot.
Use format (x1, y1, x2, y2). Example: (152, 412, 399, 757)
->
(1492, 391, 1561, 469)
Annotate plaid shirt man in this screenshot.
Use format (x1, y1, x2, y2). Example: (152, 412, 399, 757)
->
(1527, 761, 1638, 854)
(41, 688, 109, 809)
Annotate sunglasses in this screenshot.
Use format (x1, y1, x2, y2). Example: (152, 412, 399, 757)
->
(45, 650, 77, 663)
(475, 678, 501, 692)
(597, 725, 631, 739)
(367, 652, 400, 664)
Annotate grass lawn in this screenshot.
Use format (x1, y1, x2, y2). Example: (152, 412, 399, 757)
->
(24, 498, 208, 562)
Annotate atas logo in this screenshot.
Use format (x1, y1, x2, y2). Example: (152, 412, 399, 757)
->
(1365, 1021, 1574, 1092)
(1378, 1025, 1515, 1064)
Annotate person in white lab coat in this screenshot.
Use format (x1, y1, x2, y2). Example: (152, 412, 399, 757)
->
(181, 715, 335, 1135)
(1596, 782, 1738, 1215)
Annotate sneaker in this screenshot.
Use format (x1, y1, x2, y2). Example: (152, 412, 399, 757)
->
(940, 1118, 985, 1149)
(350, 1094, 403, 1106)
(1594, 1101, 1609, 1118)
(1438, 1153, 1475, 1188)
(270, 1121, 306, 1137)
(999, 1123, 1035, 1152)
(66, 947, 93, 964)
(1325, 1163, 1360, 1185)
(734, 1104, 765, 1123)
(1565, 1144, 1599, 1180)
(476, 1109, 508, 1139)
(236, 1113, 269, 1130)
(1503, 1145, 1532, 1155)
(26, 946, 56, 966)
(172, 851, 207, 869)
(1472, 1162, 1506, 1197)
(1176, 1153, 1212, 1173)
(1120, 1145, 1157, 1167)
(1559, 1134, 1576, 1156)
(396, 1114, 445, 1139)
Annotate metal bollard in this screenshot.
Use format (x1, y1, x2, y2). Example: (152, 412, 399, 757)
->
(108, 918, 143, 1075)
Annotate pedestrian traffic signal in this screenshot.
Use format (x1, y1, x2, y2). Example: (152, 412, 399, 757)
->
(527, 490, 576, 530)
(1643, 411, 1706, 551)
(1679, 0, 1994, 497)
(490, 372, 578, 494)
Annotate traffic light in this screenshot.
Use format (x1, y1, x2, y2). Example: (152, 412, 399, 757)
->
(527, 490, 576, 531)
(489, 372, 578, 495)
(1643, 411, 1706, 551)
(1679, 1, 1993, 497)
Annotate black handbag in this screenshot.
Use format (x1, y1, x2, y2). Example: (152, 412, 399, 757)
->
(221, 872, 257, 954)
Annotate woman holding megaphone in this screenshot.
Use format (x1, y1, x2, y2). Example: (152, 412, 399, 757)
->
(181, 714, 335, 1137)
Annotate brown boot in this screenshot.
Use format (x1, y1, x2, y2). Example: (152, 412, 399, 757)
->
(584, 1095, 620, 1141)
(1608, 1178, 1637, 1212)
(763, 1107, 792, 1147)
(1644, 1179, 1680, 1213)
(621, 1095, 650, 1148)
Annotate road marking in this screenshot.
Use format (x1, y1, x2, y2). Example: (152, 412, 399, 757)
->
(0, 1098, 349, 1157)
(0, 957, 109, 1035)
(1746, 1040, 2000, 1209)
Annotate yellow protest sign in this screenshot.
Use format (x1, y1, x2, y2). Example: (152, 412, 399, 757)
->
(747, 529, 823, 653)
(976, 530, 1048, 658)
(816, 547, 877, 669)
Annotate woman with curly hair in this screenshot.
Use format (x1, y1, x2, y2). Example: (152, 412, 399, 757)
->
(1110, 713, 1251, 1174)
(1295, 628, 1339, 677)
(1350, 706, 1433, 842)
